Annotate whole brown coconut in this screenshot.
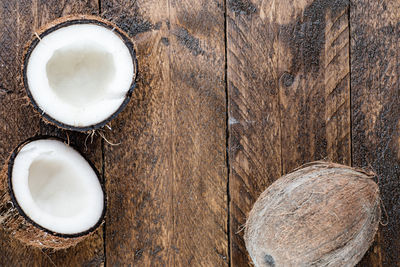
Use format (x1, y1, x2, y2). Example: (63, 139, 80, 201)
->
(244, 162, 381, 267)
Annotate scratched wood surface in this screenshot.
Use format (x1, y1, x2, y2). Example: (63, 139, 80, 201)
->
(0, 0, 398, 266)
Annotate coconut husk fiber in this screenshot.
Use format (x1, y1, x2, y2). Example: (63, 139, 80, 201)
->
(244, 161, 381, 267)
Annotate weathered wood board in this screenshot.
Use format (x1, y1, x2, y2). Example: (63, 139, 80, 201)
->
(101, 0, 227, 266)
(351, 1, 400, 266)
(227, 0, 351, 266)
(226, 1, 282, 265)
(0, 0, 398, 266)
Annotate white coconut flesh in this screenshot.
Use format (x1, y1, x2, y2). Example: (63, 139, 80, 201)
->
(26, 23, 134, 128)
(11, 139, 104, 234)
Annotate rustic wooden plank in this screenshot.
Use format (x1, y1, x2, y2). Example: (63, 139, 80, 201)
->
(0, 1, 104, 266)
(227, 0, 351, 265)
(351, 0, 400, 266)
(226, 0, 282, 266)
(278, 0, 351, 173)
(102, 0, 227, 266)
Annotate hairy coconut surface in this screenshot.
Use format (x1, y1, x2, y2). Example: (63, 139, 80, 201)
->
(0, 136, 106, 249)
(22, 15, 138, 132)
(244, 162, 380, 267)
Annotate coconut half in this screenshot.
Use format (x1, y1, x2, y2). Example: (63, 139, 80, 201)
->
(23, 16, 137, 131)
(0, 137, 105, 249)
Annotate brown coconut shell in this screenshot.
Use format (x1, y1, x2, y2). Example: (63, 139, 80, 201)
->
(0, 136, 106, 249)
(244, 161, 381, 267)
(22, 15, 138, 132)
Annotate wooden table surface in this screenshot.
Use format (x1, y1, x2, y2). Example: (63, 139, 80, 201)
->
(0, 0, 399, 266)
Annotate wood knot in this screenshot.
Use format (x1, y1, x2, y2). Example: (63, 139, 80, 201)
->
(280, 72, 294, 87)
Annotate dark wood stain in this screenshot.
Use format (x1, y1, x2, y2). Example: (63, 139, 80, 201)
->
(173, 27, 205, 56)
(228, 0, 257, 15)
(102, 1, 154, 37)
(351, 1, 400, 265)
(279, 0, 348, 77)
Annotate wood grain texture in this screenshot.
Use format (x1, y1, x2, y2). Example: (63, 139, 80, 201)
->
(226, 0, 282, 266)
(278, 0, 351, 173)
(351, 0, 400, 266)
(101, 0, 227, 265)
(227, 0, 351, 265)
(0, 1, 104, 266)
